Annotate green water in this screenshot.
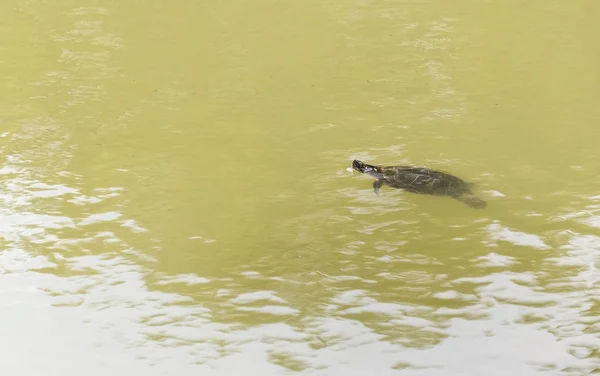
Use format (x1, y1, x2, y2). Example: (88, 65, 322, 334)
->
(1, 1, 599, 375)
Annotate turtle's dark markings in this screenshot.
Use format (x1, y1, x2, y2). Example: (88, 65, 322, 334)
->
(351, 159, 487, 209)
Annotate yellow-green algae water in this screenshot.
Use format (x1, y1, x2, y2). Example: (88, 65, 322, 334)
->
(1, 0, 599, 375)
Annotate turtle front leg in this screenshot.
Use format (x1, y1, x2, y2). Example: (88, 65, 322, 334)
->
(373, 180, 384, 195)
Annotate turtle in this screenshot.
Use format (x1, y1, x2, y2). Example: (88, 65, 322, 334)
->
(351, 159, 487, 209)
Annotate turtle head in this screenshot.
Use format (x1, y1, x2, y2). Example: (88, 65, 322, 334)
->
(352, 159, 376, 174)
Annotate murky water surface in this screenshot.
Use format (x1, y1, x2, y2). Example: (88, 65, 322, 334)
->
(1, 1, 599, 375)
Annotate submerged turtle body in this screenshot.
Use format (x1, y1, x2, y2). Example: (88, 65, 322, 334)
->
(351, 159, 487, 209)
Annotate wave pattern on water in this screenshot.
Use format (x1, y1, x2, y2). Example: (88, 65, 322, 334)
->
(2, 1, 600, 376)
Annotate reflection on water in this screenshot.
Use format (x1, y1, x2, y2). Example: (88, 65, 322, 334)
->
(3, 128, 599, 374)
(2, 0, 600, 375)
